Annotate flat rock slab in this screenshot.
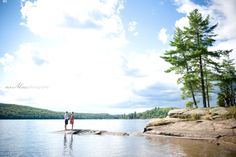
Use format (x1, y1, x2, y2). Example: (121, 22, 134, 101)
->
(54, 129, 129, 136)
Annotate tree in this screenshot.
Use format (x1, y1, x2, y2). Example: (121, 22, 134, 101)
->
(162, 28, 199, 108)
(184, 9, 223, 107)
(162, 9, 232, 108)
(216, 55, 236, 107)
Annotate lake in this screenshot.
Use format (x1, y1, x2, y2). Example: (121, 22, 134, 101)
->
(0, 120, 235, 157)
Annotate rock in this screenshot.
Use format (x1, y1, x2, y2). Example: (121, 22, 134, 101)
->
(168, 108, 190, 118)
(146, 117, 184, 127)
(210, 107, 229, 116)
(104, 132, 129, 136)
(183, 108, 209, 119)
(55, 129, 129, 136)
(144, 116, 236, 149)
(130, 131, 143, 136)
(167, 107, 231, 120)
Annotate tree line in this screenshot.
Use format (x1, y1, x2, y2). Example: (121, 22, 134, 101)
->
(0, 103, 171, 119)
(162, 9, 236, 108)
(120, 107, 174, 119)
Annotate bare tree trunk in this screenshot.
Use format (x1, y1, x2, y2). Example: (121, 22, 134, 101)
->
(199, 56, 207, 108)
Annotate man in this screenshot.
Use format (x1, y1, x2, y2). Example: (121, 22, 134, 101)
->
(64, 111, 69, 130)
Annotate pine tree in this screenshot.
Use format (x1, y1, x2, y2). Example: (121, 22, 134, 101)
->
(162, 9, 232, 108)
(162, 28, 198, 108)
(184, 9, 226, 107)
(216, 54, 236, 107)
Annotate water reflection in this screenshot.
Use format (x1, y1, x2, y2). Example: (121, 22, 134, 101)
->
(144, 136, 236, 157)
(63, 133, 73, 157)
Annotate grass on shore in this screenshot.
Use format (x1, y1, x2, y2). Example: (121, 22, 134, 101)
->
(224, 107, 236, 119)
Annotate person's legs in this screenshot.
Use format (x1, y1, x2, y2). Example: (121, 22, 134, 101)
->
(65, 119, 68, 130)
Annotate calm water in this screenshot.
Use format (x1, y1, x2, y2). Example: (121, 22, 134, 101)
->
(0, 120, 235, 157)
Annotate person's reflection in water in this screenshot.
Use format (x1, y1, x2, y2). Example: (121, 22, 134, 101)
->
(63, 133, 74, 157)
(70, 133, 73, 150)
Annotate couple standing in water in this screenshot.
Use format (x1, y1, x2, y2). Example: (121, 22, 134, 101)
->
(64, 111, 74, 130)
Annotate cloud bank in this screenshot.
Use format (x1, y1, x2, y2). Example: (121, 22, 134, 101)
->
(1, 0, 234, 113)
(0, 0, 180, 113)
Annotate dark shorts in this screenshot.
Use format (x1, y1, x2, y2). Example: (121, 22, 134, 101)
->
(65, 119, 68, 125)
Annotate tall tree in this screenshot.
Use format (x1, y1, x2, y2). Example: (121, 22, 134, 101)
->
(184, 9, 223, 107)
(162, 9, 232, 108)
(162, 28, 198, 108)
(216, 55, 236, 107)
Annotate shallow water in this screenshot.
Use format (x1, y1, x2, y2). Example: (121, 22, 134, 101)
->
(0, 120, 235, 157)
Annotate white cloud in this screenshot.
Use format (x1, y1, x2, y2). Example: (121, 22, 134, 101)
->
(158, 28, 168, 44)
(175, 16, 189, 29)
(128, 21, 138, 36)
(174, 0, 203, 14)
(0, 0, 180, 113)
(1, 0, 128, 112)
(174, 0, 236, 62)
(209, 0, 236, 40)
(0, 53, 15, 72)
(174, 0, 210, 29)
(128, 21, 137, 32)
(20, 0, 126, 43)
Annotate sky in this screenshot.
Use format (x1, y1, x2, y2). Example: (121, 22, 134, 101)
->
(0, 0, 235, 114)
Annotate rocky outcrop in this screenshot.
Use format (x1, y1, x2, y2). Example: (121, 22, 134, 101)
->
(56, 129, 130, 136)
(209, 107, 229, 119)
(55, 107, 235, 149)
(167, 108, 190, 118)
(144, 107, 236, 149)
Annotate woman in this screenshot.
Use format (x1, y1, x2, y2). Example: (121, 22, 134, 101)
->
(70, 112, 74, 130)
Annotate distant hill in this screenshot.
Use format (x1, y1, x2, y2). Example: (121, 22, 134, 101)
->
(0, 103, 119, 119)
(0, 103, 173, 119)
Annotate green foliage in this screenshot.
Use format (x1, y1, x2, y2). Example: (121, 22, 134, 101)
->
(0, 103, 173, 119)
(185, 101, 194, 108)
(0, 103, 119, 119)
(121, 107, 174, 119)
(216, 55, 236, 107)
(162, 9, 233, 108)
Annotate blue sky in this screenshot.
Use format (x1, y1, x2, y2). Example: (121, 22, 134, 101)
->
(0, 0, 235, 113)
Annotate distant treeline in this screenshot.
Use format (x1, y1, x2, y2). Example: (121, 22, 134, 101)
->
(0, 103, 173, 119)
(120, 107, 174, 119)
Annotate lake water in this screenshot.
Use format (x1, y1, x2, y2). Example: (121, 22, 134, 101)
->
(0, 120, 235, 157)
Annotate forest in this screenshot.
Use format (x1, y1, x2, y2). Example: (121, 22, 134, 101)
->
(0, 103, 171, 119)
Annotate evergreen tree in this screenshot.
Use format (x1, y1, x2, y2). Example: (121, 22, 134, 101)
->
(162, 9, 232, 108)
(162, 26, 199, 108)
(216, 55, 236, 107)
(184, 9, 222, 107)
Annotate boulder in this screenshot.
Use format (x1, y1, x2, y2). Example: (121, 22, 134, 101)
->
(55, 129, 129, 136)
(147, 117, 184, 127)
(167, 108, 190, 118)
(144, 117, 236, 149)
(183, 108, 209, 119)
(210, 107, 229, 116)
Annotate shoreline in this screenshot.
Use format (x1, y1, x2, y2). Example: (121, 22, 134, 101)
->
(143, 107, 236, 150)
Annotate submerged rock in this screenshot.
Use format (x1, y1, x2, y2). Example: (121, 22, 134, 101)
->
(55, 129, 130, 136)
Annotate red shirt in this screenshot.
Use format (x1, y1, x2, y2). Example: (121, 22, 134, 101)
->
(70, 115, 74, 124)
